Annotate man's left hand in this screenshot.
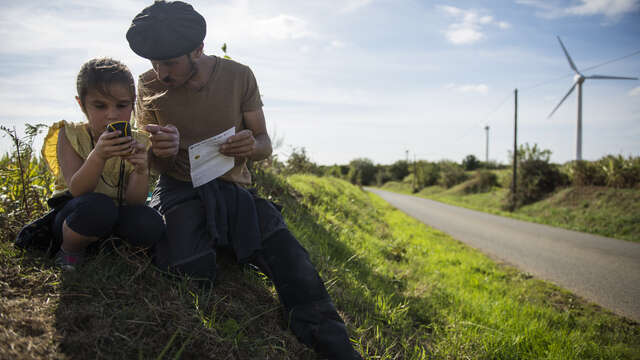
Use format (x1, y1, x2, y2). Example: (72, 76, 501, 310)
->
(220, 129, 256, 158)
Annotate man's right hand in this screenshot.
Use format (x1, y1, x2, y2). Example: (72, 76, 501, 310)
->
(145, 124, 180, 158)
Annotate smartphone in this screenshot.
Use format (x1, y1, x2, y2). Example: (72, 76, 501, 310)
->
(106, 121, 131, 137)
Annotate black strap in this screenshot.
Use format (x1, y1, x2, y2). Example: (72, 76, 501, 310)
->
(88, 128, 125, 206)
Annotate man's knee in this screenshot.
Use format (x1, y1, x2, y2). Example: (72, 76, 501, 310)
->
(119, 206, 165, 247)
(253, 196, 287, 240)
(262, 229, 312, 273)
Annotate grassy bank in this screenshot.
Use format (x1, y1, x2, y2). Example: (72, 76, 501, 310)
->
(381, 180, 640, 242)
(1, 172, 639, 359)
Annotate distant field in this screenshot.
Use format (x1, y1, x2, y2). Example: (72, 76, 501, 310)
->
(381, 179, 640, 242)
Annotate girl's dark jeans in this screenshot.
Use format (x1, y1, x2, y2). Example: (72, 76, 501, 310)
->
(53, 192, 164, 248)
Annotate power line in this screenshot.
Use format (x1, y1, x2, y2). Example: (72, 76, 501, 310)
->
(520, 73, 573, 92)
(581, 48, 640, 73)
(450, 92, 513, 146)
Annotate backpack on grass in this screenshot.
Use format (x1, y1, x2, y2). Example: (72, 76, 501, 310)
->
(14, 192, 72, 257)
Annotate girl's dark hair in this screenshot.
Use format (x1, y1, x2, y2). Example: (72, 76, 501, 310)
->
(76, 57, 135, 110)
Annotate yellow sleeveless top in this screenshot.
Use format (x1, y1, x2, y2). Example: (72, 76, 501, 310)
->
(41, 120, 150, 201)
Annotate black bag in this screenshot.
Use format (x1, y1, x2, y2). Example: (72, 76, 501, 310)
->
(14, 192, 73, 257)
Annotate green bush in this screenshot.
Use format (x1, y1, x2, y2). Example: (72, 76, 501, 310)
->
(506, 143, 567, 208)
(565, 156, 640, 188)
(375, 167, 392, 186)
(438, 161, 468, 189)
(324, 165, 346, 179)
(415, 161, 440, 188)
(480, 160, 506, 170)
(600, 155, 640, 188)
(464, 170, 498, 194)
(568, 160, 606, 187)
(388, 160, 409, 181)
(462, 154, 480, 171)
(347, 158, 376, 186)
(284, 147, 322, 176)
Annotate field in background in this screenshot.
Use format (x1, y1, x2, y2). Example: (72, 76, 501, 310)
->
(381, 176, 640, 242)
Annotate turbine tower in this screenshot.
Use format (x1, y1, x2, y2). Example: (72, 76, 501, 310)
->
(548, 36, 637, 161)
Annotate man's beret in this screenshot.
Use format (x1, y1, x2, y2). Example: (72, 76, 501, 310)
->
(126, 1, 206, 60)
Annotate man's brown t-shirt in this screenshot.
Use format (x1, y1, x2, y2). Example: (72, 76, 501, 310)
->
(136, 56, 263, 185)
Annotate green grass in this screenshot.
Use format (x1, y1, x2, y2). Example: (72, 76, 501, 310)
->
(282, 174, 639, 359)
(1, 171, 639, 359)
(381, 180, 640, 242)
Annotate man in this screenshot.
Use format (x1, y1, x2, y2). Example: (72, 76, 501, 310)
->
(126, 1, 362, 359)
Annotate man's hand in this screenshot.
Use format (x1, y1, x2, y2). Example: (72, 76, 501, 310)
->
(145, 124, 180, 158)
(220, 129, 256, 158)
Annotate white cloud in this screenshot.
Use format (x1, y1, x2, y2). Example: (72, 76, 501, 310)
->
(479, 15, 494, 24)
(567, 0, 640, 18)
(516, 0, 639, 22)
(341, 0, 374, 13)
(327, 40, 347, 50)
(446, 27, 485, 45)
(437, 5, 510, 45)
(446, 83, 490, 94)
(440, 5, 463, 16)
(254, 14, 314, 40)
(629, 86, 640, 96)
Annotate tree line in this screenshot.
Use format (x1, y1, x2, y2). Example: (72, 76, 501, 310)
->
(265, 145, 640, 210)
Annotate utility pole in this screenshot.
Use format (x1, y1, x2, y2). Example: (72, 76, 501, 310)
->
(511, 88, 518, 210)
(405, 149, 409, 163)
(484, 125, 490, 163)
(412, 153, 417, 192)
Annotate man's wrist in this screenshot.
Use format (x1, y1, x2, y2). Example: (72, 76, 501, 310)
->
(148, 148, 176, 172)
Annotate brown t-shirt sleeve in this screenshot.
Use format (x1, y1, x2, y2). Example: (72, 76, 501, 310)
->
(241, 67, 263, 112)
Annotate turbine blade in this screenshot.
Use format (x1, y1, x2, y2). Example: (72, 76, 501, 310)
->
(557, 36, 580, 74)
(586, 75, 638, 80)
(548, 82, 577, 118)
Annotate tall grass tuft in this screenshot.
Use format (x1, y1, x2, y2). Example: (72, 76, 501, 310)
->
(0, 124, 52, 230)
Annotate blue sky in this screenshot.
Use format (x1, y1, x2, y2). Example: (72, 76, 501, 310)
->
(1, 0, 639, 165)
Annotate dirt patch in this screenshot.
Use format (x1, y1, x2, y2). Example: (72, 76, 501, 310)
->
(0, 249, 62, 360)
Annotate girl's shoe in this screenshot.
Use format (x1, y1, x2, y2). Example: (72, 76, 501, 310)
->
(55, 249, 84, 271)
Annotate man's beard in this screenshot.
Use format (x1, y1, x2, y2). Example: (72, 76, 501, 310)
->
(161, 56, 198, 87)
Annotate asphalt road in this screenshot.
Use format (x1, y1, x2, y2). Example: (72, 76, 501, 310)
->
(366, 188, 640, 322)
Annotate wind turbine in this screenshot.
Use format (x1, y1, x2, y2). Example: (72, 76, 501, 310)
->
(548, 36, 637, 161)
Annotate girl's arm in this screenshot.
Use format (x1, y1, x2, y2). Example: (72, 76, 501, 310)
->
(58, 127, 102, 196)
(58, 126, 133, 197)
(124, 140, 150, 205)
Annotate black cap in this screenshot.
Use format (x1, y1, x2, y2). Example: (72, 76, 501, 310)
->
(126, 1, 206, 60)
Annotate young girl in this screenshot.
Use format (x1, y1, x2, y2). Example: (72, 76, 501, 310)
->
(41, 57, 164, 270)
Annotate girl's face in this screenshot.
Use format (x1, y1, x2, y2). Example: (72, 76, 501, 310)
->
(77, 83, 133, 137)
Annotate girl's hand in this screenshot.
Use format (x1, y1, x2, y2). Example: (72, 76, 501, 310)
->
(93, 131, 133, 160)
(124, 140, 149, 174)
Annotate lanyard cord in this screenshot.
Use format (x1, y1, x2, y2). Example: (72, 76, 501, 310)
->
(88, 129, 125, 206)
